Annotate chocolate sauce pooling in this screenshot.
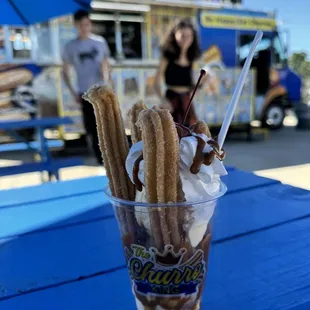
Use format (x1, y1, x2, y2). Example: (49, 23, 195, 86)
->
(131, 124, 226, 190)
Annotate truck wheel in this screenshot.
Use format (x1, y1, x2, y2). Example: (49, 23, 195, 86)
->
(262, 102, 285, 130)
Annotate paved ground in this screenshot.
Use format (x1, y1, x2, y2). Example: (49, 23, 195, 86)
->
(224, 126, 310, 190)
(224, 126, 309, 171)
(1, 122, 309, 191)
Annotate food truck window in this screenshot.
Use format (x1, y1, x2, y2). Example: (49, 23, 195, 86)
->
(150, 15, 179, 60)
(149, 6, 195, 60)
(9, 28, 31, 59)
(238, 33, 272, 95)
(238, 34, 272, 65)
(91, 13, 143, 60)
(121, 21, 142, 59)
(92, 21, 116, 57)
(273, 34, 287, 68)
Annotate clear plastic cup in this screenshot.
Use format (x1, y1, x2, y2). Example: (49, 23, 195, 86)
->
(104, 181, 227, 310)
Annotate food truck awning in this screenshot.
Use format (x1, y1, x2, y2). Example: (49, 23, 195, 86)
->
(0, 0, 91, 25)
(102, 0, 234, 9)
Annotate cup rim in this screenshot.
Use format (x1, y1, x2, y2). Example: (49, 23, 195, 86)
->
(103, 180, 227, 208)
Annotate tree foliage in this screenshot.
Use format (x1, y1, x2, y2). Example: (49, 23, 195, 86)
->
(289, 52, 310, 79)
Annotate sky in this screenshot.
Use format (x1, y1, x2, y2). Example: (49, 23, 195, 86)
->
(244, 0, 310, 56)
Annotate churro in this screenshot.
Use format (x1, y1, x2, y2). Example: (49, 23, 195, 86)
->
(190, 120, 211, 137)
(82, 85, 136, 235)
(136, 109, 167, 249)
(156, 109, 183, 246)
(137, 109, 182, 249)
(129, 101, 147, 144)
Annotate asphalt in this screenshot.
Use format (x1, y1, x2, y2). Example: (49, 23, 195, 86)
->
(224, 126, 309, 171)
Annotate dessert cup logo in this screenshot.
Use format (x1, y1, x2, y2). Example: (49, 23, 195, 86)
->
(125, 244, 205, 297)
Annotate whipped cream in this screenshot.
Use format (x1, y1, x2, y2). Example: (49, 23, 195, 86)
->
(125, 133, 227, 247)
(178, 133, 227, 201)
(125, 141, 145, 185)
(126, 134, 227, 200)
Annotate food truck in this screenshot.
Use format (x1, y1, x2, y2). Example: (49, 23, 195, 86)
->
(0, 0, 301, 144)
(198, 8, 302, 129)
(84, 0, 300, 130)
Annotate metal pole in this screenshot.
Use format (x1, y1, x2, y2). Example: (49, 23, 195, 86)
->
(115, 14, 124, 60)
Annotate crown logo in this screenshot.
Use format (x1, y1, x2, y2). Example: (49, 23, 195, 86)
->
(150, 245, 186, 267)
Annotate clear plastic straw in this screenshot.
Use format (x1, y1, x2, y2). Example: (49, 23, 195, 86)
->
(217, 30, 263, 149)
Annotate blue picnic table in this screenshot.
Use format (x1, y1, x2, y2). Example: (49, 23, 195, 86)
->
(0, 169, 310, 309)
(0, 117, 83, 180)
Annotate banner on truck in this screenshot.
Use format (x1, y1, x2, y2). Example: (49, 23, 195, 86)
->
(200, 12, 276, 31)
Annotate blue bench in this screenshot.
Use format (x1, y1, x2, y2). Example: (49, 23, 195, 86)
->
(0, 157, 84, 178)
(0, 117, 83, 180)
(0, 140, 64, 153)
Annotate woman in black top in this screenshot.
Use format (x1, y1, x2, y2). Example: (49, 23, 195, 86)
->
(154, 18, 202, 126)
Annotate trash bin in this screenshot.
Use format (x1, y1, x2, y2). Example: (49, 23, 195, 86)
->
(295, 103, 310, 130)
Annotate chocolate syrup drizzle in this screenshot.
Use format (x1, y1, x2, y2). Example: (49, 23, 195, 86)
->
(132, 123, 226, 191)
(133, 154, 143, 191)
(190, 136, 225, 174)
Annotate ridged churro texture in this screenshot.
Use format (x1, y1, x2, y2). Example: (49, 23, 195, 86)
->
(83, 85, 136, 234)
(137, 108, 182, 249)
(137, 109, 180, 204)
(191, 120, 211, 137)
(129, 101, 147, 144)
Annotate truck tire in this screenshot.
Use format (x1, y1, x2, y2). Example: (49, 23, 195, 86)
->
(262, 100, 285, 130)
(295, 103, 310, 130)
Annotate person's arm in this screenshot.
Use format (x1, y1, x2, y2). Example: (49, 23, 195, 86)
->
(63, 63, 80, 102)
(154, 57, 168, 104)
(62, 45, 80, 103)
(100, 38, 114, 89)
(101, 56, 114, 89)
